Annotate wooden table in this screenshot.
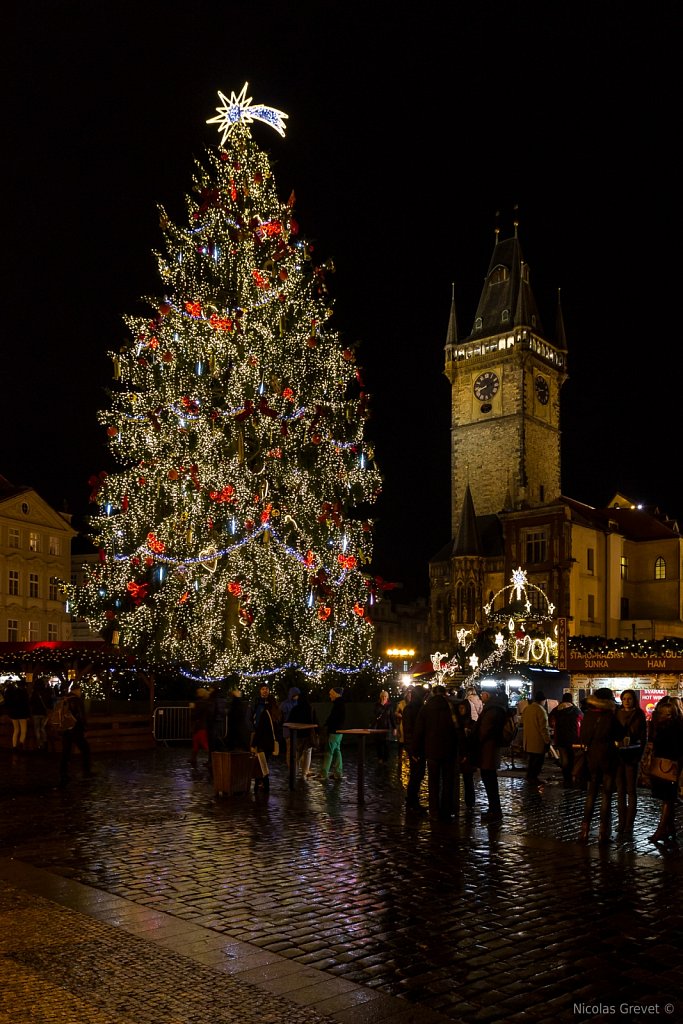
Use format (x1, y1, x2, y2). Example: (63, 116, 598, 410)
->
(284, 722, 319, 790)
(337, 729, 388, 805)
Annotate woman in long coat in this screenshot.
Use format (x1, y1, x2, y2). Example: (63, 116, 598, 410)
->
(614, 689, 647, 833)
(474, 690, 508, 824)
(647, 695, 683, 844)
(578, 688, 622, 844)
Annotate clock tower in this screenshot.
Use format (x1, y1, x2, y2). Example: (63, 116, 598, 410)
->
(444, 227, 568, 533)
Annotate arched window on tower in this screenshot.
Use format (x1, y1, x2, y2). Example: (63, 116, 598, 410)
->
(655, 556, 666, 580)
(502, 308, 510, 323)
(455, 581, 465, 623)
(466, 581, 476, 623)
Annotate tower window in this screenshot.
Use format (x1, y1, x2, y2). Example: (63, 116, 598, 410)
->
(489, 266, 509, 285)
(524, 529, 547, 564)
(475, 316, 483, 330)
(587, 548, 594, 573)
(587, 594, 595, 620)
(501, 309, 510, 322)
(655, 556, 666, 580)
(620, 557, 629, 580)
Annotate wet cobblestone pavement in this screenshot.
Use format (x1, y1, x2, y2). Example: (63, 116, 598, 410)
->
(1, 744, 682, 1024)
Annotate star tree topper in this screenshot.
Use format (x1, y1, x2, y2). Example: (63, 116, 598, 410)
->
(207, 84, 289, 143)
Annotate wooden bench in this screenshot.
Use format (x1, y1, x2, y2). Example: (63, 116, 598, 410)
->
(0, 714, 155, 752)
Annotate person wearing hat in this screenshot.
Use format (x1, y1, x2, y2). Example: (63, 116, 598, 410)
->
(59, 682, 92, 787)
(320, 685, 346, 782)
(578, 688, 621, 844)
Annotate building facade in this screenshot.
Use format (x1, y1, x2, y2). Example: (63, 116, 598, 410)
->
(0, 476, 76, 645)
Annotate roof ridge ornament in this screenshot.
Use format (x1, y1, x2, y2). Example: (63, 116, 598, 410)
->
(207, 83, 289, 143)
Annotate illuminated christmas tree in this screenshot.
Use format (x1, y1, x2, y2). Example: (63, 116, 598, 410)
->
(72, 86, 384, 684)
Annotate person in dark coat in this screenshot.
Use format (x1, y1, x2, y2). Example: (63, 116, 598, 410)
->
(647, 695, 683, 844)
(30, 677, 53, 751)
(454, 698, 478, 812)
(5, 678, 31, 751)
(578, 688, 621, 844)
(59, 682, 92, 787)
(474, 689, 508, 824)
(279, 686, 301, 766)
(287, 688, 318, 779)
(250, 684, 280, 793)
(403, 685, 427, 814)
(549, 692, 583, 787)
(225, 687, 251, 751)
(372, 690, 395, 763)
(412, 685, 458, 820)
(190, 687, 215, 773)
(614, 688, 647, 833)
(320, 685, 346, 782)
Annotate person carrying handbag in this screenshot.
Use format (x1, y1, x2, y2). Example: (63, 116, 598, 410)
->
(647, 695, 683, 844)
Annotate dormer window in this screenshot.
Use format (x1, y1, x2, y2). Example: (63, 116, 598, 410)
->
(489, 266, 508, 285)
(501, 309, 510, 323)
(475, 316, 483, 330)
(521, 264, 529, 283)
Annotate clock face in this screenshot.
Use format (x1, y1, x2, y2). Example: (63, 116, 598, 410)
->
(535, 375, 549, 405)
(473, 371, 499, 401)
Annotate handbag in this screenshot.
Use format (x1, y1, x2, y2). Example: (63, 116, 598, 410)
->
(571, 745, 588, 785)
(251, 751, 269, 778)
(637, 741, 653, 787)
(650, 755, 680, 783)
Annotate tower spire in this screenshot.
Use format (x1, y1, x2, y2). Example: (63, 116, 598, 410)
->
(445, 282, 459, 346)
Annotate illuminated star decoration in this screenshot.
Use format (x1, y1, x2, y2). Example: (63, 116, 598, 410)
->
(207, 84, 289, 143)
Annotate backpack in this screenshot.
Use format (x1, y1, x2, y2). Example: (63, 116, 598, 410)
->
(501, 711, 518, 747)
(48, 698, 77, 732)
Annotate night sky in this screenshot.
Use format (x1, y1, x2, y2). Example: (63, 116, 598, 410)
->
(6, 2, 680, 599)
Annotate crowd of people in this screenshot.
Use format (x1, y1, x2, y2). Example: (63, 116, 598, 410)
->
(4, 674, 683, 844)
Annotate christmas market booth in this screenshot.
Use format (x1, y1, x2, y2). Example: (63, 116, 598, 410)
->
(0, 641, 160, 751)
(558, 630, 683, 717)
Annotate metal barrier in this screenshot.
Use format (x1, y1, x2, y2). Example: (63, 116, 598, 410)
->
(153, 705, 192, 742)
(152, 705, 228, 743)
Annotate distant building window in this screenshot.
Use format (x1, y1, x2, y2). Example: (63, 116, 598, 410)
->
(8, 570, 19, 596)
(29, 531, 40, 552)
(621, 597, 629, 618)
(8, 528, 19, 548)
(587, 548, 594, 573)
(28, 621, 39, 641)
(655, 556, 666, 580)
(47, 623, 58, 641)
(620, 557, 629, 580)
(7, 619, 18, 642)
(529, 585, 548, 613)
(49, 536, 60, 555)
(49, 577, 60, 601)
(524, 530, 547, 564)
(587, 594, 595, 620)
(29, 573, 39, 598)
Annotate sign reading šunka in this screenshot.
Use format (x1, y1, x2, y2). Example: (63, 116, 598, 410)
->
(566, 651, 683, 672)
(555, 620, 683, 672)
